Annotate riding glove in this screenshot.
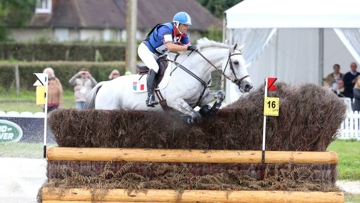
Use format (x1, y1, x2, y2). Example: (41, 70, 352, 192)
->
(187, 45, 197, 51)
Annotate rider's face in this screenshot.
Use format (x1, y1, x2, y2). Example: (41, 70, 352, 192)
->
(178, 24, 189, 34)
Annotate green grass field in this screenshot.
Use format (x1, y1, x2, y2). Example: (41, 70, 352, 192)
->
(0, 89, 76, 112)
(347, 194, 360, 203)
(327, 139, 360, 180)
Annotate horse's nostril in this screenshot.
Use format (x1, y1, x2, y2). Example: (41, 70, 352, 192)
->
(244, 84, 253, 92)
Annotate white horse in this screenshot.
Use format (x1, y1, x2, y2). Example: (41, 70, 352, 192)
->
(85, 38, 253, 123)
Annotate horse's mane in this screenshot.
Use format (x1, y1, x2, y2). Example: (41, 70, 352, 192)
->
(196, 38, 231, 50)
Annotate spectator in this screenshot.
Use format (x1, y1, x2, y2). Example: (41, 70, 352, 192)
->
(40, 77, 62, 113)
(353, 76, 360, 111)
(325, 64, 344, 91)
(39, 67, 63, 111)
(109, 69, 120, 80)
(43, 67, 63, 93)
(333, 79, 350, 98)
(69, 68, 98, 109)
(343, 62, 360, 99)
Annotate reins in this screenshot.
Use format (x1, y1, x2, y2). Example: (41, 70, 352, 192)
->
(196, 50, 250, 87)
(166, 48, 249, 107)
(167, 51, 208, 107)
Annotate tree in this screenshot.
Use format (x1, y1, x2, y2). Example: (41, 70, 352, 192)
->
(197, 0, 243, 42)
(0, 0, 36, 40)
(196, 0, 243, 19)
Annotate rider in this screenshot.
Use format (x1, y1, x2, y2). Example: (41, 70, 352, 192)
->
(138, 11, 197, 107)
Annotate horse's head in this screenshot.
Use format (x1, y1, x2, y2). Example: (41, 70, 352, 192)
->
(222, 43, 253, 93)
(186, 38, 253, 93)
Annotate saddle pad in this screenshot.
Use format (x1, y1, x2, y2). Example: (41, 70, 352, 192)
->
(132, 75, 147, 92)
(131, 65, 171, 93)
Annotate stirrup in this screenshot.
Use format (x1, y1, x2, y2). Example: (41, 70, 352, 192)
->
(146, 96, 158, 107)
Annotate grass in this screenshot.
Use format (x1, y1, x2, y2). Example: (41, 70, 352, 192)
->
(346, 194, 360, 203)
(0, 89, 76, 112)
(0, 143, 57, 158)
(327, 139, 360, 180)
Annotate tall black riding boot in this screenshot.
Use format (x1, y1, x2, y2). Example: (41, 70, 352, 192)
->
(146, 69, 159, 107)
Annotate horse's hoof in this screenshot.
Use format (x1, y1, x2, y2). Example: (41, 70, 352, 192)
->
(217, 91, 226, 101)
(185, 117, 193, 124)
(192, 112, 202, 123)
(192, 117, 201, 123)
(199, 105, 211, 117)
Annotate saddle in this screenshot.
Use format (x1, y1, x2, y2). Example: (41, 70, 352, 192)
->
(137, 55, 168, 84)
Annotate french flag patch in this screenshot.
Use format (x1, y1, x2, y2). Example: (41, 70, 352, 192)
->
(133, 81, 145, 91)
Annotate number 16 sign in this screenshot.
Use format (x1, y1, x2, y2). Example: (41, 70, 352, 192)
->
(264, 97, 279, 116)
(263, 77, 279, 117)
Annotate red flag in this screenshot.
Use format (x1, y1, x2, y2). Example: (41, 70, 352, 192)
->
(267, 78, 277, 91)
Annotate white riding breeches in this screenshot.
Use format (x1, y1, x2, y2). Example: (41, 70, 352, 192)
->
(138, 42, 160, 73)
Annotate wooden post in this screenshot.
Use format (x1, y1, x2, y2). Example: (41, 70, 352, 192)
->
(125, 0, 137, 73)
(41, 188, 344, 203)
(42, 201, 186, 203)
(65, 49, 70, 61)
(14, 64, 20, 97)
(95, 49, 99, 62)
(46, 147, 338, 164)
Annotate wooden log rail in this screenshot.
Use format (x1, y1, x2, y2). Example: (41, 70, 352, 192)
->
(41, 188, 344, 203)
(47, 147, 338, 164)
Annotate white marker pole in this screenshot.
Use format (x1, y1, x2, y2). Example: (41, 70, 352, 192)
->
(262, 78, 268, 164)
(43, 75, 48, 158)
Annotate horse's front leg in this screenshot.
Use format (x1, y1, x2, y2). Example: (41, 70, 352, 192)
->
(169, 98, 202, 124)
(198, 90, 226, 117)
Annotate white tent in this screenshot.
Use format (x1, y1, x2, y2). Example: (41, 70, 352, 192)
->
(224, 0, 360, 104)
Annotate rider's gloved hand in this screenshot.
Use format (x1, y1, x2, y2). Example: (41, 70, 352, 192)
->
(187, 45, 197, 51)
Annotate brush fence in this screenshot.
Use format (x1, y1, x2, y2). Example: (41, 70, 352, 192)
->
(41, 147, 344, 203)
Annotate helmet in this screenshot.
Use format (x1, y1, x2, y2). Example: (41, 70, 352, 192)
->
(172, 12, 192, 25)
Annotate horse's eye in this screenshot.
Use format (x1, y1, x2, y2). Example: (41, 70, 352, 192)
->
(233, 60, 239, 65)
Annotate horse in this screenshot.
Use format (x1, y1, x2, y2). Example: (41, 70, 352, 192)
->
(85, 38, 253, 123)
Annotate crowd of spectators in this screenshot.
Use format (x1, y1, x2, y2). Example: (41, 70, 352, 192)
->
(39, 68, 121, 111)
(324, 62, 360, 111)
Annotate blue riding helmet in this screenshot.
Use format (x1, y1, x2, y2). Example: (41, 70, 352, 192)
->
(173, 12, 192, 25)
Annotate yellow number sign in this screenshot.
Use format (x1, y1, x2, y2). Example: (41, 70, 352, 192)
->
(36, 86, 46, 105)
(264, 97, 279, 116)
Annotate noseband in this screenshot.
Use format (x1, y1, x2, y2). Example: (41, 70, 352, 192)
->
(195, 50, 249, 88)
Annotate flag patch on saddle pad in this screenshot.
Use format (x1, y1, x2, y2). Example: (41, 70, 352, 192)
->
(133, 81, 146, 92)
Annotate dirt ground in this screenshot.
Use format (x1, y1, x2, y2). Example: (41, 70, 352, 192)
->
(337, 180, 360, 194)
(0, 158, 358, 203)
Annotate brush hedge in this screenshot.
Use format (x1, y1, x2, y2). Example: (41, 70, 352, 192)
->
(49, 82, 346, 151)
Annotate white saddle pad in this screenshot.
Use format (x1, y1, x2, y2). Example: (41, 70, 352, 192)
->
(132, 59, 172, 93)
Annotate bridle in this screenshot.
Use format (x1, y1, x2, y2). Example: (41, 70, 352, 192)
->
(166, 48, 249, 107)
(195, 50, 250, 88)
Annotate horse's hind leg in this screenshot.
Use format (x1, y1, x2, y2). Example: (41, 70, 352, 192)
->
(170, 98, 201, 124)
(198, 90, 226, 117)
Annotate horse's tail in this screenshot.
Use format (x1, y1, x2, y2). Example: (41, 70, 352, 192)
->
(85, 82, 104, 109)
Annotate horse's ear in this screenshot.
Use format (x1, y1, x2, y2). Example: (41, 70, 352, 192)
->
(238, 42, 246, 52)
(233, 43, 238, 50)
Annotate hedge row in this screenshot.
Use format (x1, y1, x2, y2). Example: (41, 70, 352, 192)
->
(0, 61, 222, 92)
(0, 61, 125, 91)
(0, 42, 126, 61)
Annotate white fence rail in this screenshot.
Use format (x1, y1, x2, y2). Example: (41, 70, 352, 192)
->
(0, 111, 45, 118)
(338, 111, 360, 141)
